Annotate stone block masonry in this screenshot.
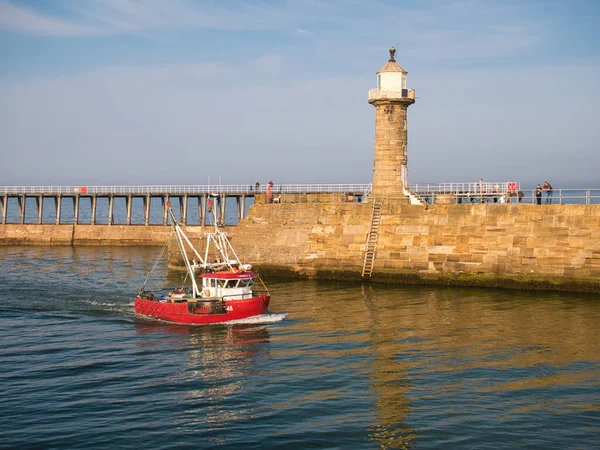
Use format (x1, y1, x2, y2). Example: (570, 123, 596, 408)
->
(0, 225, 174, 246)
(227, 202, 600, 293)
(2, 202, 600, 293)
(370, 101, 412, 198)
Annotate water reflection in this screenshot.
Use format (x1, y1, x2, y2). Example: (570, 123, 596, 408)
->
(134, 322, 271, 433)
(361, 284, 417, 449)
(268, 279, 418, 448)
(3, 246, 598, 448)
(268, 279, 600, 448)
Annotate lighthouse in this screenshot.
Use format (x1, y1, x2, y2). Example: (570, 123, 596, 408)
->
(368, 47, 416, 200)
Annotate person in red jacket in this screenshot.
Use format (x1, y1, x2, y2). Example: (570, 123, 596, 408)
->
(267, 181, 274, 203)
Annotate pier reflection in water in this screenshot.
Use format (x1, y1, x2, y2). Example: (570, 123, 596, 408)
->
(0, 246, 598, 449)
(268, 279, 599, 449)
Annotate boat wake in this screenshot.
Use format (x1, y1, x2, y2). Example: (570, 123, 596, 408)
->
(224, 313, 288, 325)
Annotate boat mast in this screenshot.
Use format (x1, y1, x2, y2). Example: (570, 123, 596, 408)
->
(173, 226, 201, 296)
(167, 205, 202, 297)
(203, 206, 245, 270)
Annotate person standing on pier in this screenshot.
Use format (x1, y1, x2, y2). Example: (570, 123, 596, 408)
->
(543, 181, 553, 204)
(267, 181, 274, 203)
(535, 184, 543, 205)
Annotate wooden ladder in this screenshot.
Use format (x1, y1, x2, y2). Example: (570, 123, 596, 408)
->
(361, 199, 383, 279)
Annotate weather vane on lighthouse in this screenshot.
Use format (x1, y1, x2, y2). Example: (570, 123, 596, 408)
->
(389, 46, 396, 62)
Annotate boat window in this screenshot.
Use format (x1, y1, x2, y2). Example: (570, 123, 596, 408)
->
(228, 280, 239, 288)
(238, 280, 249, 288)
(218, 279, 228, 288)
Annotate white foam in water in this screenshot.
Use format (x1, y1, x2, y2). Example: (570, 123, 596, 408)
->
(223, 313, 288, 325)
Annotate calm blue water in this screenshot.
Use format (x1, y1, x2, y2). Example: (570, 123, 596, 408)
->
(1, 246, 599, 449)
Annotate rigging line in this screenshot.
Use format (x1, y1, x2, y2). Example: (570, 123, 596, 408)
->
(256, 274, 269, 294)
(139, 229, 174, 292)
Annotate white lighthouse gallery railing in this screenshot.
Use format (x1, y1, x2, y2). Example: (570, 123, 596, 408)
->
(368, 88, 415, 101)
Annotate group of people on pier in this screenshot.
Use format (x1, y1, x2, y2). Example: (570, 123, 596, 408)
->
(251, 180, 277, 203)
(535, 181, 553, 205)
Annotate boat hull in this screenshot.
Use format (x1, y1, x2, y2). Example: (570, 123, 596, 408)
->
(134, 294, 270, 325)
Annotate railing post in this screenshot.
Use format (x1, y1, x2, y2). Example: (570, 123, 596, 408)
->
(162, 195, 169, 226)
(126, 194, 132, 225)
(55, 195, 61, 225)
(91, 196, 97, 225)
(199, 194, 205, 226)
(18, 195, 25, 224)
(108, 195, 114, 225)
(36, 195, 43, 224)
(74, 195, 79, 224)
(0, 195, 6, 224)
(179, 195, 186, 224)
(219, 194, 226, 226)
(144, 195, 150, 226)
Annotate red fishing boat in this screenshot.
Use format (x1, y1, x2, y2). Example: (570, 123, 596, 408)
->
(134, 205, 270, 324)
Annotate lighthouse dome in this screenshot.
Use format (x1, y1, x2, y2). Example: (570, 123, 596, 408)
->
(376, 47, 407, 91)
(377, 47, 407, 74)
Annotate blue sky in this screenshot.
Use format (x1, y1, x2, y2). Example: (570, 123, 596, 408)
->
(0, 0, 598, 188)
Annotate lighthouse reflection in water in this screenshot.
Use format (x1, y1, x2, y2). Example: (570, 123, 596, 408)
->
(0, 246, 598, 449)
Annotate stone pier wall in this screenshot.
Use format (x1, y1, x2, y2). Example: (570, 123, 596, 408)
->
(228, 202, 600, 292)
(2, 202, 600, 292)
(0, 224, 173, 245)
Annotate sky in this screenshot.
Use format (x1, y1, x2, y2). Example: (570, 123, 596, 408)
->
(0, 0, 599, 188)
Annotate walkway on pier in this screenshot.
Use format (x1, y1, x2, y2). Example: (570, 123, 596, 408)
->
(0, 184, 371, 196)
(0, 184, 371, 226)
(2, 182, 598, 226)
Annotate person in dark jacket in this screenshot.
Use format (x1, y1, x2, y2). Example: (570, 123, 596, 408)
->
(535, 184, 543, 205)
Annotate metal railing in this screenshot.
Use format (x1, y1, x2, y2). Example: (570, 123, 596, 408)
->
(1, 183, 599, 204)
(413, 185, 600, 205)
(505, 189, 600, 205)
(0, 184, 372, 195)
(411, 181, 518, 195)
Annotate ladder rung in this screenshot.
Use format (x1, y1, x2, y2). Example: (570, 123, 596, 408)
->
(362, 198, 383, 279)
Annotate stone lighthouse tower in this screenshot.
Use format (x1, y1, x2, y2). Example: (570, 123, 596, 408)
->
(368, 47, 415, 200)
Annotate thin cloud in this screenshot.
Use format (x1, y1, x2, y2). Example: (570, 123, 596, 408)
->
(0, 0, 101, 36)
(489, 25, 526, 34)
(404, 28, 540, 60)
(0, 0, 598, 187)
(0, 0, 547, 64)
(0, 0, 288, 36)
(252, 54, 286, 76)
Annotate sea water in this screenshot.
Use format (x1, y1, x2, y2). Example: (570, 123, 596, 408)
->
(0, 246, 598, 449)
